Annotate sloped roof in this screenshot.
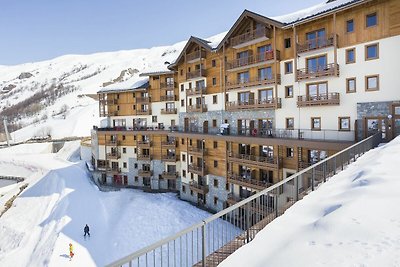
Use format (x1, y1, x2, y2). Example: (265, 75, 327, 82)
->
(139, 70, 175, 77)
(97, 78, 149, 94)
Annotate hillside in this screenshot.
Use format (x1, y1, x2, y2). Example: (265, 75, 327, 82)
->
(0, 32, 225, 142)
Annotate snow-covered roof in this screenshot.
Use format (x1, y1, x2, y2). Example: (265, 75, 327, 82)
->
(139, 70, 175, 77)
(97, 78, 149, 93)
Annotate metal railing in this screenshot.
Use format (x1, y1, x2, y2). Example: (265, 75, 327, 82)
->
(106, 133, 382, 267)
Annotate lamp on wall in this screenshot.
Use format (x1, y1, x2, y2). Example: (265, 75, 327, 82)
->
(388, 114, 393, 130)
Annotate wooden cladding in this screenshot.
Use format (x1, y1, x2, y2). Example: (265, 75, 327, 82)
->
(297, 93, 340, 107)
(296, 63, 339, 81)
(186, 87, 206, 96)
(226, 50, 280, 70)
(297, 34, 336, 53)
(186, 69, 207, 80)
(226, 75, 281, 90)
(226, 98, 282, 111)
(230, 27, 271, 48)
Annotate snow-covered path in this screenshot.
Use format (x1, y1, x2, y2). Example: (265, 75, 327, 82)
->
(0, 142, 218, 267)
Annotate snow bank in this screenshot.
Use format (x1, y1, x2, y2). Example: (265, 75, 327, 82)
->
(220, 136, 400, 267)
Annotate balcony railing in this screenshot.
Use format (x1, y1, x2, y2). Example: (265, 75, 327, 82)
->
(161, 139, 176, 147)
(97, 165, 110, 171)
(188, 180, 209, 194)
(297, 93, 340, 107)
(187, 104, 207, 113)
(100, 99, 118, 105)
(138, 170, 153, 177)
(137, 154, 152, 161)
(230, 27, 271, 48)
(226, 50, 280, 70)
(160, 82, 175, 90)
(161, 108, 177, 115)
(161, 155, 177, 162)
(160, 95, 177, 101)
(297, 34, 336, 54)
(226, 75, 281, 90)
(186, 50, 206, 63)
(186, 69, 206, 80)
(105, 140, 120, 146)
(227, 172, 272, 191)
(228, 152, 280, 170)
(137, 140, 152, 147)
(108, 167, 122, 174)
(136, 97, 151, 103)
(188, 164, 207, 176)
(296, 63, 339, 81)
(161, 171, 179, 179)
(135, 109, 152, 115)
(186, 87, 206, 96)
(188, 147, 207, 156)
(106, 152, 121, 159)
(226, 98, 281, 111)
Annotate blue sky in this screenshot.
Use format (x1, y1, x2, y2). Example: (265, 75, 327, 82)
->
(0, 0, 322, 65)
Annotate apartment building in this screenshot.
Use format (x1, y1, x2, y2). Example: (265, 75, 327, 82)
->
(91, 0, 400, 212)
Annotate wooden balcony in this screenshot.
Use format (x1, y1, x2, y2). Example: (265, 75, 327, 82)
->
(187, 104, 207, 113)
(137, 154, 152, 161)
(228, 152, 280, 170)
(297, 34, 336, 54)
(100, 99, 118, 105)
(161, 171, 179, 180)
(186, 87, 206, 96)
(97, 165, 110, 171)
(137, 140, 152, 148)
(161, 108, 177, 115)
(161, 155, 177, 162)
(160, 82, 175, 90)
(186, 50, 206, 63)
(296, 63, 339, 81)
(188, 147, 207, 156)
(161, 139, 176, 148)
(160, 95, 177, 101)
(297, 93, 340, 107)
(188, 164, 207, 176)
(226, 98, 281, 111)
(105, 140, 120, 146)
(189, 180, 209, 194)
(227, 172, 272, 191)
(138, 170, 153, 177)
(226, 75, 281, 91)
(186, 69, 206, 80)
(230, 27, 271, 49)
(135, 109, 152, 115)
(136, 97, 151, 103)
(106, 152, 121, 159)
(226, 50, 280, 71)
(108, 167, 122, 174)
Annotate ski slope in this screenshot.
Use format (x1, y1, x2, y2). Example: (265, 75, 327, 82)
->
(0, 142, 223, 267)
(220, 136, 400, 267)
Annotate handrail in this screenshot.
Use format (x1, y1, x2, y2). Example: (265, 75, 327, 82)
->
(106, 132, 382, 267)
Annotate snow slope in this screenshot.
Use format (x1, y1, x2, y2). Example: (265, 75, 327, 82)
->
(220, 136, 400, 267)
(0, 142, 228, 266)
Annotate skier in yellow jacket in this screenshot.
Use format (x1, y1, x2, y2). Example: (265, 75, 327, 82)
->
(69, 243, 74, 260)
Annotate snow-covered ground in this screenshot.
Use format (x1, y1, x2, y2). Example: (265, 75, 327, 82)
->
(0, 142, 224, 267)
(220, 136, 400, 267)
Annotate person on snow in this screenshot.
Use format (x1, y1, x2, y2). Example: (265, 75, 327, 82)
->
(84, 224, 90, 237)
(69, 243, 74, 260)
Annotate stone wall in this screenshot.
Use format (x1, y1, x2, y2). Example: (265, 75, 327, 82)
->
(206, 175, 228, 212)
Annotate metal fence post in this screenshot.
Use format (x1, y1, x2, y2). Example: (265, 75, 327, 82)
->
(295, 175, 299, 201)
(333, 157, 336, 175)
(323, 162, 326, 183)
(311, 168, 315, 191)
(201, 223, 206, 267)
(246, 203, 250, 243)
(275, 194, 279, 218)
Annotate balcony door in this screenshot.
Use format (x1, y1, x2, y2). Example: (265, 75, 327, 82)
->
(258, 67, 272, 81)
(306, 29, 326, 49)
(307, 55, 327, 72)
(237, 50, 250, 66)
(259, 89, 273, 103)
(196, 80, 205, 89)
(237, 71, 250, 84)
(364, 117, 388, 140)
(307, 82, 327, 100)
(257, 44, 272, 61)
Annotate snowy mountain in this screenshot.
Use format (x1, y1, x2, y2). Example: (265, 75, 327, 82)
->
(0, 33, 225, 142)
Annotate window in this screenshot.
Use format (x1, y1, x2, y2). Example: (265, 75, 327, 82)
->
(284, 38, 291, 48)
(347, 19, 354, 33)
(213, 95, 217, 104)
(212, 119, 217, 127)
(307, 82, 328, 97)
(122, 148, 126, 153)
(311, 117, 321, 130)
(182, 154, 186, 161)
(190, 190, 193, 196)
(134, 163, 138, 169)
(286, 147, 294, 158)
(214, 160, 218, 168)
(225, 183, 229, 190)
(346, 78, 356, 93)
(182, 185, 186, 193)
(339, 117, 350, 131)
(180, 69, 183, 76)
(213, 141, 218, 148)
(134, 148, 137, 154)
(225, 93, 229, 102)
(365, 43, 379, 60)
(122, 135, 126, 140)
(307, 55, 327, 72)
(182, 170, 186, 178)
(134, 176, 138, 182)
(346, 48, 355, 64)
(181, 99, 184, 107)
(366, 12, 377, 27)
(212, 77, 217, 86)
(285, 61, 293, 74)
(365, 75, 379, 91)
(213, 179, 218, 187)
(152, 116, 157, 123)
(285, 86, 293, 98)
(212, 59, 216, 67)
(237, 71, 249, 83)
(258, 67, 272, 80)
(214, 197, 218, 205)
(180, 84, 184, 92)
(286, 118, 294, 129)
(123, 162, 127, 168)
(181, 138, 185, 145)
